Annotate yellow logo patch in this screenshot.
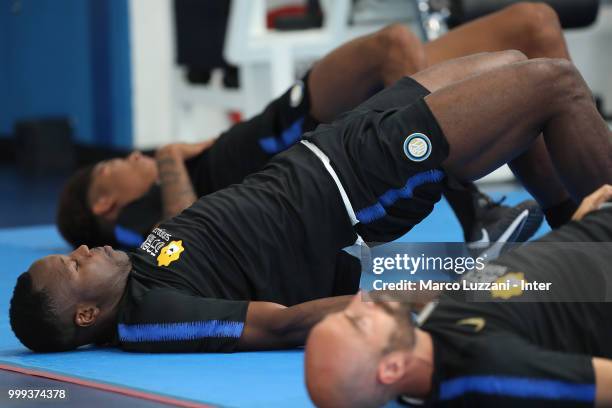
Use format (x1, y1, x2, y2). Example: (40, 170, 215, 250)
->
(157, 240, 185, 267)
(491, 272, 526, 300)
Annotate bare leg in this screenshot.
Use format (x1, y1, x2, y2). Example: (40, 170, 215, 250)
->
(409, 53, 572, 213)
(415, 3, 575, 214)
(308, 24, 425, 122)
(410, 50, 525, 93)
(423, 3, 573, 208)
(505, 139, 569, 208)
(309, 3, 571, 123)
(425, 59, 611, 202)
(425, 2, 570, 63)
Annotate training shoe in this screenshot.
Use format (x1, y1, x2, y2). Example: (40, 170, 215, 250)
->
(466, 194, 544, 254)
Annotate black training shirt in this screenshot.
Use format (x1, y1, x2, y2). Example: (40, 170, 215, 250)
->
(116, 145, 359, 353)
(410, 209, 612, 407)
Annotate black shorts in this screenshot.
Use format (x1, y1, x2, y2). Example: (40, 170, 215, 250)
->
(186, 72, 319, 196)
(304, 76, 450, 243)
(185, 77, 447, 300)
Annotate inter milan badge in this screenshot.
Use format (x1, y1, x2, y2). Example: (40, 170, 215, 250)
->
(403, 133, 432, 162)
(290, 80, 304, 108)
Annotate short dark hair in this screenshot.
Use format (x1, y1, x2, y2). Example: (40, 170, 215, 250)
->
(56, 165, 116, 248)
(9, 272, 77, 352)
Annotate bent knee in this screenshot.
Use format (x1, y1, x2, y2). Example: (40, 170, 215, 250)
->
(495, 49, 528, 64)
(506, 2, 561, 27)
(467, 50, 527, 74)
(507, 2, 563, 46)
(524, 59, 589, 101)
(529, 58, 579, 81)
(376, 24, 424, 66)
(377, 23, 419, 49)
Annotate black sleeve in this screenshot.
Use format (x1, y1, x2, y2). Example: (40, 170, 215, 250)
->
(187, 74, 318, 196)
(538, 207, 612, 243)
(331, 251, 362, 296)
(436, 334, 596, 408)
(118, 288, 248, 353)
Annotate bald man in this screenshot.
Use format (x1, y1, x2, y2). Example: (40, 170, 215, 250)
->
(305, 186, 612, 408)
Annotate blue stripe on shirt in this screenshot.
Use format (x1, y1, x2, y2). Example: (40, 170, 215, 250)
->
(439, 375, 595, 403)
(118, 320, 244, 342)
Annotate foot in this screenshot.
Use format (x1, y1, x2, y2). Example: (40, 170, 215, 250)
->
(466, 194, 544, 252)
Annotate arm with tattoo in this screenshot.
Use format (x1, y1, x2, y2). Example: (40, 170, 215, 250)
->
(155, 145, 198, 221)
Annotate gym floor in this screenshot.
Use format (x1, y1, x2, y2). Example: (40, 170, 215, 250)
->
(0, 164, 549, 407)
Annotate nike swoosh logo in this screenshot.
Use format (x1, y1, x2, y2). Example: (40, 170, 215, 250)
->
(478, 209, 529, 259)
(467, 228, 490, 249)
(456, 317, 486, 332)
(498, 209, 529, 243)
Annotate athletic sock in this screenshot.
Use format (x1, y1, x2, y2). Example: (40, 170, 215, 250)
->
(443, 178, 479, 241)
(543, 198, 578, 229)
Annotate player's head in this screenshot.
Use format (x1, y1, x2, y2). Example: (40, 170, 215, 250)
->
(305, 293, 415, 408)
(57, 151, 158, 247)
(9, 245, 131, 352)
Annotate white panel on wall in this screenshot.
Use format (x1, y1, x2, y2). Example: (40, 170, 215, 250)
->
(565, 6, 612, 115)
(129, 0, 176, 149)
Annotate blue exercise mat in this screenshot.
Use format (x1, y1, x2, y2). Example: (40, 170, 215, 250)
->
(0, 190, 549, 407)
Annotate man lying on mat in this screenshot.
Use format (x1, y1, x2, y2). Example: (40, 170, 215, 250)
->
(305, 185, 612, 408)
(57, 1, 577, 250)
(10, 52, 611, 354)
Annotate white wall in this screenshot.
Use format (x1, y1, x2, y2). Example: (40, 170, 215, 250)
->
(129, 0, 235, 149)
(129, 0, 176, 149)
(565, 5, 612, 115)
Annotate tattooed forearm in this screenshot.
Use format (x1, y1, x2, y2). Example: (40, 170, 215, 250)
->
(155, 148, 197, 220)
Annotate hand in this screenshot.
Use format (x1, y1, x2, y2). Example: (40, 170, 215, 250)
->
(572, 184, 612, 221)
(156, 139, 216, 161)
